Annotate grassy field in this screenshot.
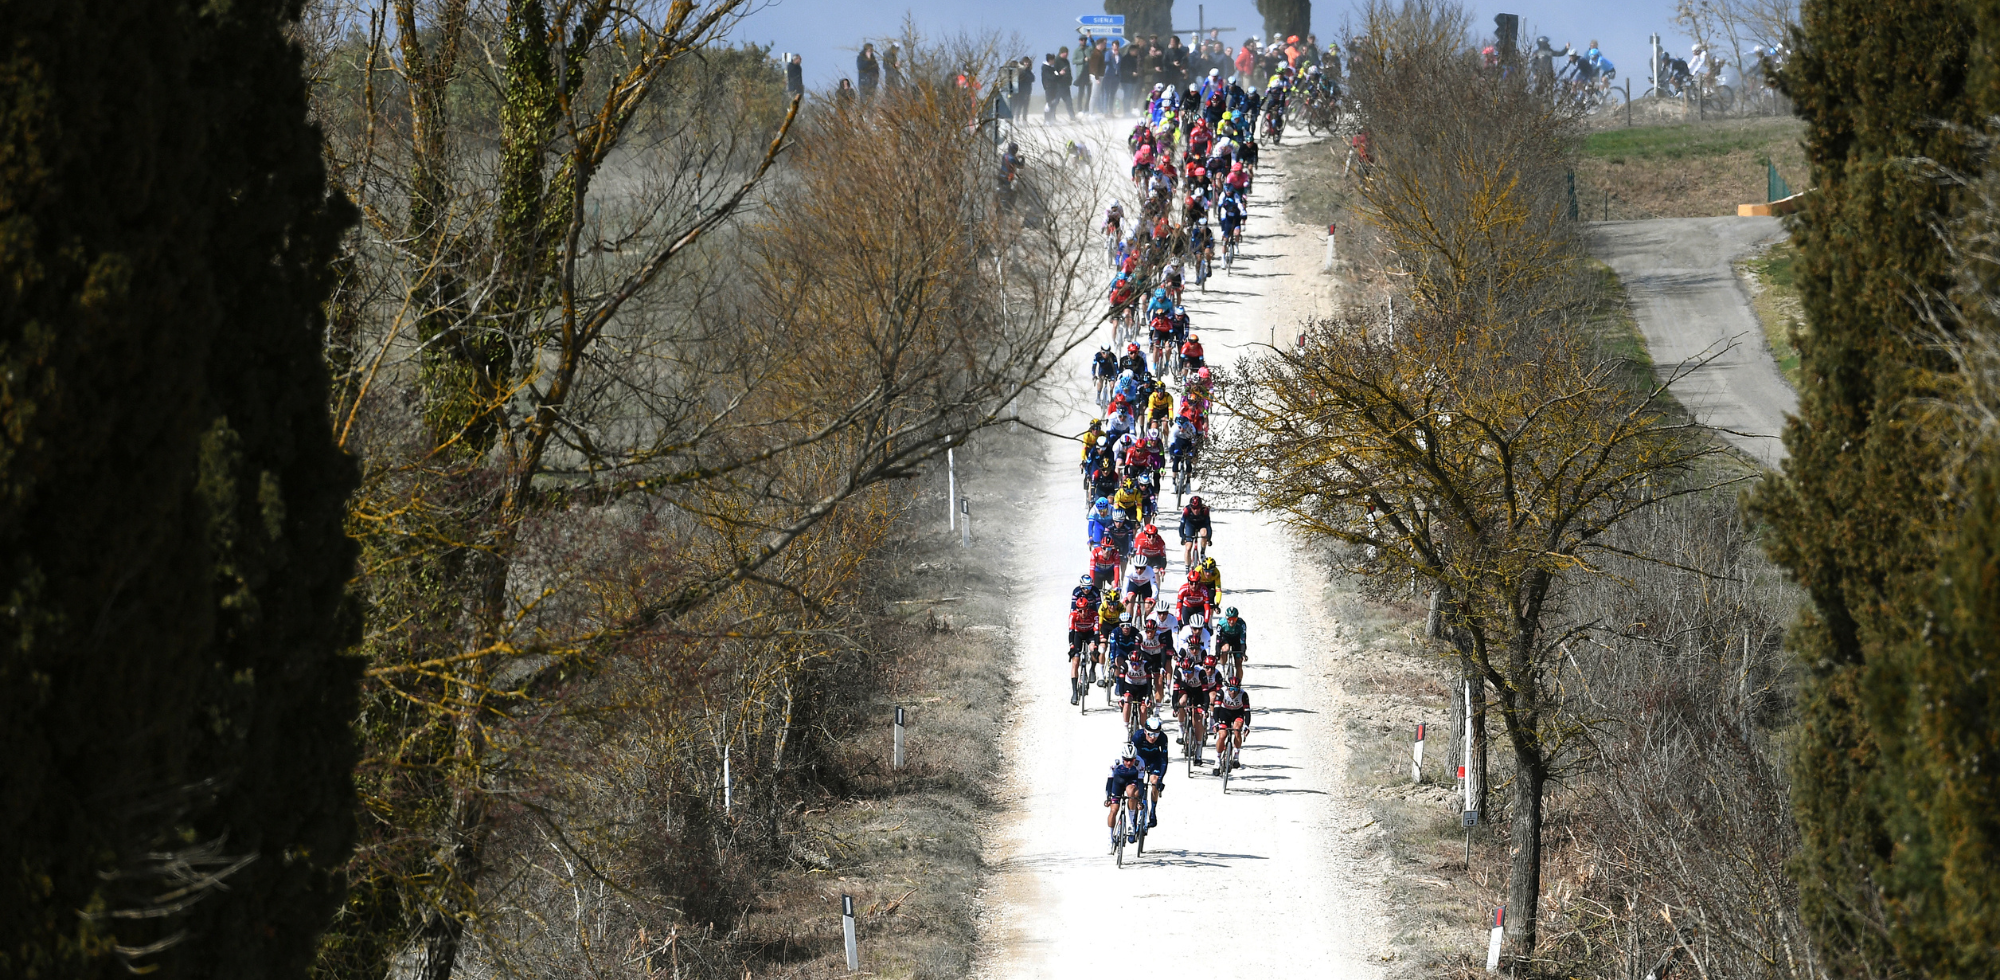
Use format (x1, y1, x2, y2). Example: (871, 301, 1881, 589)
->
(1575, 116, 1806, 219)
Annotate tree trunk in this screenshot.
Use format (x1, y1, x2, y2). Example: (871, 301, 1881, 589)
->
(1470, 668, 1489, 816)
(1506, 747, 1547, 960)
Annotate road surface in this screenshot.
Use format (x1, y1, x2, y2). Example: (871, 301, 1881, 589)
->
(1590, 216, 1795, 468)
(977, 124, 1388, 980)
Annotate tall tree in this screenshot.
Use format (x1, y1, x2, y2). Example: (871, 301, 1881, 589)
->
(0, 1, 357, 978)
(1258, 0, 1312, 39)
(1750, 1, 1980, 976)
(1106, 0, 1174, 40)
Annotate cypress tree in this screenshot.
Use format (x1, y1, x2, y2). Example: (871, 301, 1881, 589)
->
(1257, 0, 1313, 40)
(1106, 0, 1175, 41)
(1750, 1, 1981, 975)
(0, 1, 357, 977)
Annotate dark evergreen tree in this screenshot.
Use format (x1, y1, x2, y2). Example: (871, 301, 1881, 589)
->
(1257, 0, 1312, 39)
(1106, 0, 1174, 40)
(0, 1, 358, 977)
(1751, 1, 1982, 975)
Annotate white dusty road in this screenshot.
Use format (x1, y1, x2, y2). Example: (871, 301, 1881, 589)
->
(1589, 217, 1795, 468)
(977, 124, 1390, 980)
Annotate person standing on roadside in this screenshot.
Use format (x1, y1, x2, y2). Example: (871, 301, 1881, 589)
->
(1235, 38, 1257, 80)
(1102, 38, 1123, 113)
(1084, 38, 1106, 115)
(785, 52, 803, 98)
(1057, 45, 1076, 117)
(1165, 34, 1188, 91)
(1014, 55, 1035, 115)
(884, 42, 903, 90)
(1043, 50, 1074, 121)
(856, 42, 880, 99)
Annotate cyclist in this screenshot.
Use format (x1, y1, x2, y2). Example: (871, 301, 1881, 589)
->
(1131, 716, 1171, 826)
(1114, 645, 1154, 731)
(1092, 346, 1119, 400)
(1179, 333, 1206, 375)
(1091, 537, 1123, 590)
(1105, 744, 1145, 846)
(1112, 478, 1145, 518)
(1067, 595, 1099, 703)
(1105, 508, 1139, 560)
(1179, 494, 1213, 566)
(1086, 496, 1114, 544)
(1196, 555, 1222, 595)
(1123, 559, 1158, 622)
(1134, 522, 1169, 580)
(1119, 342, 1150, 378)
(1175, 568, 1214, 625)
(1217, 606, 1249, 679)
(1173, 655, 1219, 751)
(1219, 190, 1246, 255)
(1212, 678, 1253, 771)
(1145, 385, 1173, 428)
(1138, 613, 1172, 689)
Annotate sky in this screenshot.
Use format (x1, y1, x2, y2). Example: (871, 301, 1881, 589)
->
(729, 0, 1712, 92)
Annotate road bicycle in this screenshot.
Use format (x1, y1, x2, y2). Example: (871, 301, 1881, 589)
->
(1072, 637, 1098, 713)
(1181, 701, 1208, 775)
(1216, 723, 1240, 793)
(1112, 795, 1135, 867)
(1135, 775, 1158, 856)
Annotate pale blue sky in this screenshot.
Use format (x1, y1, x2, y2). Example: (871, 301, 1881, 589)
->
(732, 0, 1715, 91)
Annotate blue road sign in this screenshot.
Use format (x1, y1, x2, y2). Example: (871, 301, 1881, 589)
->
(1078, 14, 1125, 26)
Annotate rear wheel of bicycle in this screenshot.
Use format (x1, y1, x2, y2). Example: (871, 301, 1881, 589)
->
(1114, 808, 1128, 867)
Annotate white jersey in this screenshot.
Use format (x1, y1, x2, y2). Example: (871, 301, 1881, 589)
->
(1126, 564, 1156, 587)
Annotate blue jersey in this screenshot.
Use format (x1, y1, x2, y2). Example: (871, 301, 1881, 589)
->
(1106, 760, 1143, 797)
(1130, 730, 1171, 771)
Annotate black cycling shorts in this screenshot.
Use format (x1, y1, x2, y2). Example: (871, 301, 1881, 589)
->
(1068, 628, 1095, 654)
(1212, 707, 1248, 728)
(1124, 581, 1153, 600)
(1175, 688, 1209, 710)
(1115, 680, 1153, 701)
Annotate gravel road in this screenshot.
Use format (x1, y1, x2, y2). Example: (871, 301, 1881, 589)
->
(976, 123, 1389, 980)
(1589, 216, 1795, 467)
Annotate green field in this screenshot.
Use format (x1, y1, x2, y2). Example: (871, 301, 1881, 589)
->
(1585, 117, 1804, 163)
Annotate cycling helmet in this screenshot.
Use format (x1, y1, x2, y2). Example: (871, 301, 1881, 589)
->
(1127, 343, 1140, 353)
(1121, 743, 1138, 760)
(1089, 418, 1103, 427)
(1225, 679, 1241, 691)
(1210, 67, 1221, 77)
(1187, 568, 1202, 582)
(1197, 367, 1211, 379)
(1097, 496, 1111, 507)
(1080, 574, 1092, 585)
(1143, 715, 1163, 733)
(1203, 655, 1218, 666)
(1190, 494, 1203, 505)
(1145, 523, 1158, 533)
(1226, 606, 1239, 618)
(1202, 557, 1216, 569)
(1188, 333, 1199, 343)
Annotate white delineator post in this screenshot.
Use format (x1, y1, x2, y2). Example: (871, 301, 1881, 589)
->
(1412, 723, 1426, 783)
(893, 706, 906, 769)
(1486, 907, 1505, 972)
(960, 498, 970, 548)
(947, 448, 957, 531)
(1322, 223, 1337, 272)
(723, 744, 731, 813)
(842, 894, 859, 971)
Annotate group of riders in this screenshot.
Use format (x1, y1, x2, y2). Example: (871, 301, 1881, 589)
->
(1071, 103, 1270, 853)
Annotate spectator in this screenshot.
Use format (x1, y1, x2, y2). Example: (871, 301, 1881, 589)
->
(835, 77, 856, 108)
(1043, 50, 1075, 120)
(1085, 38, 1106, 114)
(1304, 33, 1321, 67)
(1057, 46, 1076, 115)
(1127, 39, 1149, 112)
(1102, 38, 1123, 113)
(1165, 34, 1188, 89)
(884, 42, 903, 89)
(785, 52, 803, 97)
(856, 43, 880, 98)
(1531, 36, 1556, 90)
(1014, 55, 1034, 114)
(1235, 38, 1257, 79)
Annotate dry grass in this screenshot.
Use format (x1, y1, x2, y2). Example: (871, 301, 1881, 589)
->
(734, 425, 1042, 980)
(1741, 239, 1804, 386)
(1576, 116, 1806, 219)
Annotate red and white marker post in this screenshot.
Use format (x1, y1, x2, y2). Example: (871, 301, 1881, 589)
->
(1486, 907, 1505, 972)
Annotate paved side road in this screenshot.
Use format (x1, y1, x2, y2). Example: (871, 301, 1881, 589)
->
(1589, 216, 1795, 468)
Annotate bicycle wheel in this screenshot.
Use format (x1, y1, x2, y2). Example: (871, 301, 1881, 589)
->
(1137, 794, 1151, 855)
(1114, 807, 1128, 867)
(1711, 85, 1735, 112)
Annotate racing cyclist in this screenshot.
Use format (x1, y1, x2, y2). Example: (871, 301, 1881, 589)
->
(1105, 744, 1145, 846)
(1211, 678, 1253, 771)
(1217, 606, 1249, 680)
(1131, 716, 1171, 826)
